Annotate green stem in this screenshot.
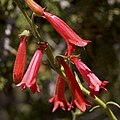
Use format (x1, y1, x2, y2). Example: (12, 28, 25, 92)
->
(14, 0, 32, 27)
(31, 13, 42, 41)
(71, 111, 77, 120)
(15, 0, 41, 41)
(80, 85, 117, 120)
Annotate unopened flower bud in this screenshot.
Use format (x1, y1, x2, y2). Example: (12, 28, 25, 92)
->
(25, 0, 44, 16)
(13, 36, 27, 84)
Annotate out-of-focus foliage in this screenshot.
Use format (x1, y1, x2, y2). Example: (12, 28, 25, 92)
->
(0, 0, 120, 120)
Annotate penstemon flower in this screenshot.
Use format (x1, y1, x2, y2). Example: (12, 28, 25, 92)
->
(49, 75, 73, 112)
(71, 57, 108, 97)
(13, 36, 27, 84)
(59, 58, 91, 112)
(17, 44, 47, 93)
(43, 12, 91, 56)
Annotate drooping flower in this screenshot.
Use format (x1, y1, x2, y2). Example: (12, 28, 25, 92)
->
(49, 75, 73, 112)
(13, 36, 27, 84)
(17, 44, 47, 93)
(71, 57, 108, 97)
(43, 12, 91, 56)
(59, 58, 91, 112)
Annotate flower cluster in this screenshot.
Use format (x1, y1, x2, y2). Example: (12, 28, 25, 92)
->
(13, 0, 109, 113)
(13, 35, 47, 93)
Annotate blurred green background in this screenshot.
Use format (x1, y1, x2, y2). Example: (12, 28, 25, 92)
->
(0, 0, 120, 120)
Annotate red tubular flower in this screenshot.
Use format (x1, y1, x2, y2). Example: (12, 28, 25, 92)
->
(71, 57, 109, 97)
(43, 12, 91, 55)
(59, 58, 91, 112)
(13, 36, 27, 84)
(49, 75, 73, 112)
(17, 44, 47, 93)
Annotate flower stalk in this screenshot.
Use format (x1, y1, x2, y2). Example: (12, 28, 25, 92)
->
(14, 0, 118, 119)
(75, 73, 117, 120)
(82, 85, 117, 120)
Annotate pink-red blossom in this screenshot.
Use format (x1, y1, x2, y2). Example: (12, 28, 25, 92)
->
(17, 44, 47, 93)
(13, 36, 27, 84)
(59, 58, 91, 112)
(49, 75, 73, 112)
(71, 57, 108, 97)
(43, 12, 91, 56)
